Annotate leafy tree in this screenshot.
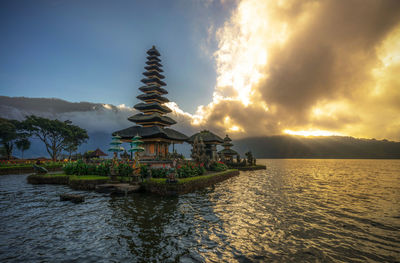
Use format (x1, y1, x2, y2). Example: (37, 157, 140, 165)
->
(15, 138, 31, 159)
(24, 115, 88, 161)
(0, 118, 28, 160)
(63, 121, 89, 160)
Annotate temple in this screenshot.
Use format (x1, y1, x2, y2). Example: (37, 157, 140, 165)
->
(218, 134, 238, 162)
(114, 46, 188, 160)
(188, 130, 224, 161)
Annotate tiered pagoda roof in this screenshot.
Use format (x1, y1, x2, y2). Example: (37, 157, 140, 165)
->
(218, 134, 238, 156)
(114, 46, 187, 142)
(129, 46, 176, 127)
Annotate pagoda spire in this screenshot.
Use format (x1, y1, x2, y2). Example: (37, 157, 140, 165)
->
(128, 46, 177, 127)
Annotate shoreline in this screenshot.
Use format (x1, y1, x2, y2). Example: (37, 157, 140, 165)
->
(26, 169, 240, 195)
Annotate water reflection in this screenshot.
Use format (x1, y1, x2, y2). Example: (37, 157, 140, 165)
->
(0, 159, 399, 262)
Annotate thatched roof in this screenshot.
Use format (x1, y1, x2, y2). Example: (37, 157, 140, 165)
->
(218, 148, 238, 156)
(113, 125, 188, 142)
(134, 102, 172, 113)
(88, 148, 107, 158)
(187, 130, 224, 144)
(128, 113, 176, 126)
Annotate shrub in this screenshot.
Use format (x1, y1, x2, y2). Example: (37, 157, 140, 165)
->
(117, 163, 133, 177)
(209, 161, 228, 172)
(140, 164, 150, 177)
(176, 162, 206, 178)
(151, 168, 169, 178)
(96, 162, 110, 177)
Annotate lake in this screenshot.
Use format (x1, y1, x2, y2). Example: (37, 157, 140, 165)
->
(1, 159, 399, 262)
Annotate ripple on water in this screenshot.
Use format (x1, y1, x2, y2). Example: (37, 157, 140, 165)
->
(0, 159, 399, 262)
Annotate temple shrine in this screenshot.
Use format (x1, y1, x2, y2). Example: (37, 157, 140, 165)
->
(114, 46, 188, 160)
(218, 134, 238, 162)
(188, 130, 224, 161)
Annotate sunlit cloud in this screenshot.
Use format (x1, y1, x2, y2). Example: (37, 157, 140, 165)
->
(283, 129, 342, 137)
(153, 0, 400, 141)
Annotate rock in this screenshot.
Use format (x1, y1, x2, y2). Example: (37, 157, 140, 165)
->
(60, 194, 85, 203)
(33, 164, 48, 174)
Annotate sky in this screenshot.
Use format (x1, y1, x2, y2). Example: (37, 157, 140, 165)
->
(1, 0, 400, 141)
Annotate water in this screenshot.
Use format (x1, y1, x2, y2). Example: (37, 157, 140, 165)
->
(0, 159, 399, 262)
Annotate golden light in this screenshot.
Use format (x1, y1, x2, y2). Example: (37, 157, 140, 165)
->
(213, 0, 289, 107)
(224, 116, 244, 133)
(283, 129, 342, 137)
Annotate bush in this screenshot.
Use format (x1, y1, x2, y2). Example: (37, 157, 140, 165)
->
(151, 168, 169, 178)
(140, 164, 150, 177)
(63, 160, 112, 176)
(96, 162, 110, 177)
(209, 161, 228, 172)
(176, 162, 206, 178)
(117, 163, 133, 177)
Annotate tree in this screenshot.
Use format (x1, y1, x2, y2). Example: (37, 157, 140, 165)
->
(63, 121, 89, 160)
(24, 115, 88, 161)
(15, 138, 31, 159)
(0, 118, 28, 160)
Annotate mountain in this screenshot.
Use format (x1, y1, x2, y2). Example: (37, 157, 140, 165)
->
(1, 96, 399, 159)
(233, 136, 400, 159)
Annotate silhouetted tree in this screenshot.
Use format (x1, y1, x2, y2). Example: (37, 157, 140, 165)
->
(15, 138, 31, 159)
(24, 115, 88, 161)
(0, 118, 29, 160)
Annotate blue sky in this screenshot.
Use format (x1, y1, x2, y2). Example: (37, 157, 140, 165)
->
(0, 0, 235, 113)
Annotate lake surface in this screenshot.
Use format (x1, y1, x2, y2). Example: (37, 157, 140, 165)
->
(1, 159, 399, 262)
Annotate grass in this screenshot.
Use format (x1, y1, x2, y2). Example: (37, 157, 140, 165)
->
(146, 169, 239, 185)
(32, 174, 133, 181)
(37, 173, 69, 177)
(69, 175, 109, 181)
(32, 173, 109, 180)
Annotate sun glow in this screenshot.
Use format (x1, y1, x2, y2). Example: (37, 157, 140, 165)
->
(213, 0, 289, 107)
(283, 129, 342, 137)
(224, 116, 244, 133)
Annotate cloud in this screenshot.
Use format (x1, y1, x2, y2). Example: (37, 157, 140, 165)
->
(173, 0, 400, 141)
(2, 1, 400, 142)
(0, 96, 135, 133)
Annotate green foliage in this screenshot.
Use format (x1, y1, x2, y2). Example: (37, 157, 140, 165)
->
(117, 162, 133, 177)
(0, 118, 28, 160)
(176, 162, 206, 178)
(209, 161, 228, 172)
(96, 161, 110, 177)
(24, 115, 88, 161)
(69, 175, 109, 181)
(151, 168, 169, 178)
(15, 138, 31, 159)
(139, 164, 150, 177)
(146, 169, 238, 185)
(0, 161, 63, 169)
(63, 160, 136, 177)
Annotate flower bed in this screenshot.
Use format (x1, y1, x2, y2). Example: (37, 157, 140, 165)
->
(143, 169, 239, 196)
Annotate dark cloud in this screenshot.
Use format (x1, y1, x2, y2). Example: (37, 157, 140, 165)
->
(193, 0, 400, 140)
(261, 0, 400, 115)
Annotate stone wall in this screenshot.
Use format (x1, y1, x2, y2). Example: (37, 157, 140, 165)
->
(143, 170, 240, 196)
